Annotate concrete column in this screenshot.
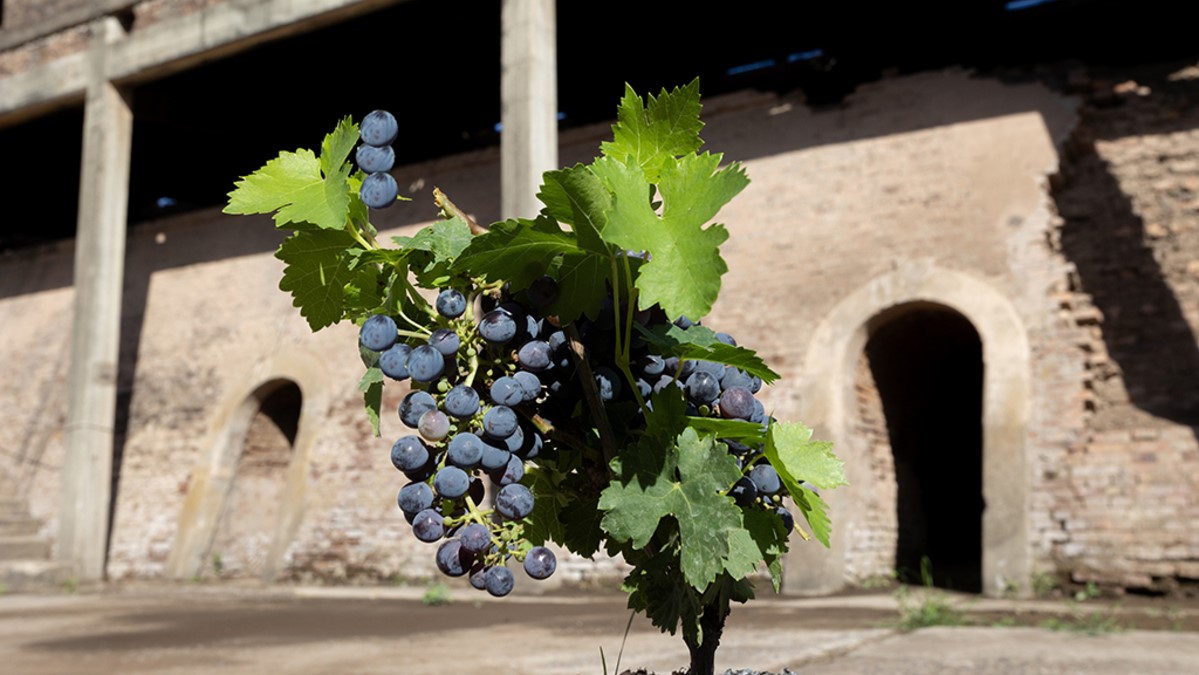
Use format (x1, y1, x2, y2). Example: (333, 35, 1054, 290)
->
(500, 0, 557, 220)
(59, 17, 133, 581)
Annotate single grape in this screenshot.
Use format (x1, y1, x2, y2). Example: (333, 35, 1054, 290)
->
(355, 143, 395, 173)
(407, 344, 445, 382)
(488, 454, 525, 486)
(459, 523, 491, 554)
(721, 367, 753, 390)
(718, 386, 756, 421)
(729, 475, 758, 507)
(429, 328, 460, 357)
(412, 508, 444, 542)
(436, 288, 468, 318)
(379, 343, 412, 380)
(638, 354, 666, 377)
(359, 314, 398, 352)
(517, 340, 552, 372)
(436, 539, 469, 577)
(399, 391, 437, 428)
(482, 405, 518, 440)
(685, 371, 720, 405)
(496, 483, 534, 520)
(775, 505, 795, 534)
(593, 366, 621, 402)
(433, 466, 470, 500)
(390, 435, 430, 472)
(418, 409, 451, 442)
(512, 371, 541, 402)
(715, 332, 737, 346)
(479, 440, 510, 471)
(750, 463, 781, 495)
(502, 423, 525, 453)
(523, 546, 557, 580)
(397, 481, 434, 515)
(468, 564, 488, 591)
(360, 109, 398, 146)
(443, 384, 480, 419)
(360, 171, 398, 209)
(490, 377, 524, 407)
(485, 566, 515, 597)
(478, 309, 517, 344)
(447, 432, 484, 469)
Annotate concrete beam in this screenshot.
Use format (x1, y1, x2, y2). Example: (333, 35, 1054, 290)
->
(0, 0, 405, 126)
(58, 17, 134, 582)
(500, 0, 557, 220)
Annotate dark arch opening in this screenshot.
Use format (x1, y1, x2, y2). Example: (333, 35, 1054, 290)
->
(865, 304, 984, 592)
(205, 380, 302, 580)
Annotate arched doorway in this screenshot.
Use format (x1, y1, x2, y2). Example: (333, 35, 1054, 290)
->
(202, 381, 301, 579)
(863, 304, 984, 592)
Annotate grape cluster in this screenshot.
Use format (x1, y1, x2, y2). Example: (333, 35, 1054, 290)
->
(361, 272, 796, 594)
(357, 109, 399, 210)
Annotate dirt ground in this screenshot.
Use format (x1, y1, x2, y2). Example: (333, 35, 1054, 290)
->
(2, 583, 1198, 674)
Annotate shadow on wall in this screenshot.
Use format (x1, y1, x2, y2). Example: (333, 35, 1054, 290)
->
(1054, 65, 1199, 427)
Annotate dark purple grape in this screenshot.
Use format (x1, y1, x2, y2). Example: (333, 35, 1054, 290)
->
(412, 509, 444, 542)
(729, 476, 757, 507)
(638, 354, 666, 377)
(517, 341, 552, 372)
(436, 289, 467, 318)
(485, 566, 515, 597)
(718, 386, 756, 421)
(512, 371, 541, 402)
(750, 463, 781, 495)
(490, 377, 524, 407)
(356, 143, 395, 173)
(523, 546, 557, 580)
(775, 505, 795, 534)
(359, 314, 397, 352)
(447, 432, 484, 469)
(407, 344, 445, 382)
(459, 523, 491, 554)
(685, 371, 720, 405)
(390, 435, 430, 472)
(469, 564, 488, 591)
(488, 454, 525, 486)
(715, 332, 737, 346)
(397, 481, 434, 515)
(721, 367, 753, 390)
(496, 483, 534, 520)
(479, 440, 510, 471)
(379, 344, 412, 380)
(593, 366, 621, 402)
(399, 391, 437, 428)
(433, 466, 470, 499)
(444, 384, 481, 419)
(360, 172, 398, 209)
(483, 405, 518, 440)
(360, 110, 398, 146)
(479, 310, 517, 344)
(436, 539, 469, 577)
(429, 328, 460, 356)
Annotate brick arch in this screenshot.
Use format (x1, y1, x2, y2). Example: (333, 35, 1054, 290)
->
(166, 349, 329, 581)
(784, 262, 1031, 596)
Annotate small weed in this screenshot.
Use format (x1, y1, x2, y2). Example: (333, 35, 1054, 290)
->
(1039, 611, 1122, 636)
(211, 552, 224, 577)
(1073, 580, 1101, 602)
(1031, 571, 1061, 598)
(991, 616, 1018, 628)
(62, 577, 78, 593)
(893, 557, 966, 631)
(0, 581, 8, 596)
(421, 582, 452, 606)
(862, 570, 898, 589)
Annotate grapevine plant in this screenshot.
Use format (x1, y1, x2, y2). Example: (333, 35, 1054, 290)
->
(225, 81, 845, 675)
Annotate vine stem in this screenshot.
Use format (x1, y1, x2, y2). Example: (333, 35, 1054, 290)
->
(564, 324, 618, 466)
(434, 187, 489, 234)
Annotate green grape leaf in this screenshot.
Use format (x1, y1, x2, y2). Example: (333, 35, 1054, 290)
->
(357, 349, 384, 437)
(544, 250, 612, 323)
(560, 496, 605, 559)
(600, 426, 744, 590)
(723, 526, 763, 580)
(452, 217, 573, 289)
(637, 324, 779, 383)
(402, 216, 475, 287)
(622, 552, 702, 640)
(342, 265, 389, 316)
(600, 79, 704, 182)
(225, 119, 358, 231)
(743, 508, 789, 591)
(764, 422, 843, 547)
(538, 165, 611, 253)
(525, 467, 567, 547)
(685, 417, 767, 446)
(590, 153, 748, 321)
(276, 230, 359, 330)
